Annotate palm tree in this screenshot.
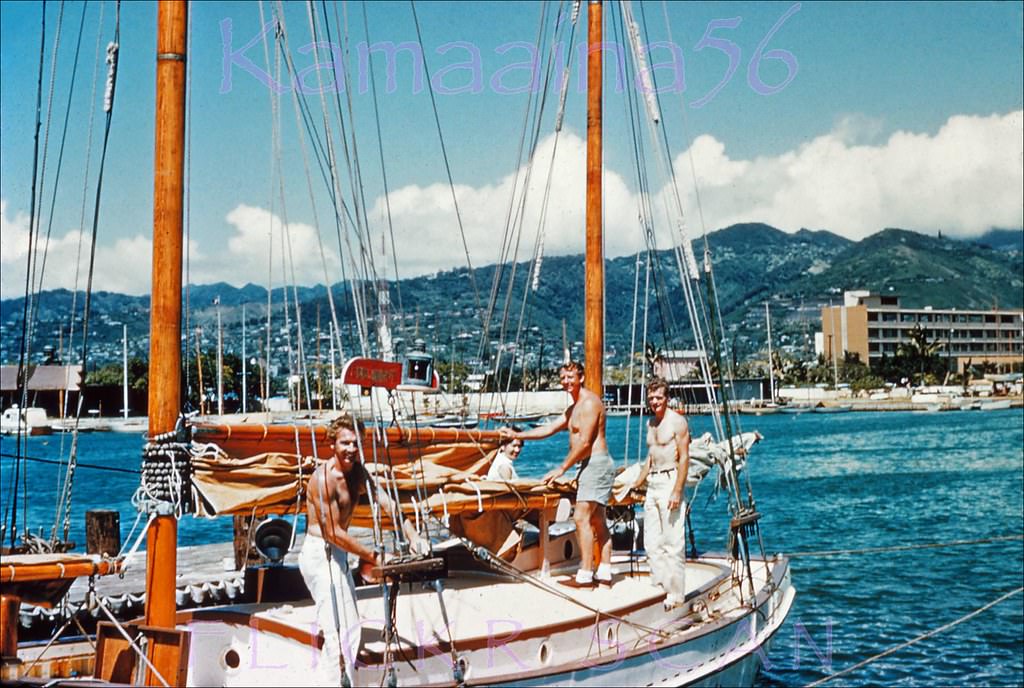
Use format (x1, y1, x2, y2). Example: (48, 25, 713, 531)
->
(898, 325, 942, 384)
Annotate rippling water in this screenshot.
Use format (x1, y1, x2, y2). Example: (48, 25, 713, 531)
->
(3, 407, 1022, 686)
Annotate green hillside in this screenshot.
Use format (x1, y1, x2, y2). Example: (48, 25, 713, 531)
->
(2, 225, 1020, 369)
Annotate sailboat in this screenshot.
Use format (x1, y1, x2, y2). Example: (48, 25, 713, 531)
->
(2, 2, 794, 685)
(739, 304, 780, 415)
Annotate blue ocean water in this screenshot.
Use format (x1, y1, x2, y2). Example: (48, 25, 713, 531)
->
(2, 408, 1022, 686)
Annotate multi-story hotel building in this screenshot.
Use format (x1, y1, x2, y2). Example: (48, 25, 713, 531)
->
(820, 290, 1024, 373)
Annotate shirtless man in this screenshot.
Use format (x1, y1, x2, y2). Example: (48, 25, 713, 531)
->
(500, 361, 616, 588)
(632, 377, 691, 608)
(299, 414, 412, 686)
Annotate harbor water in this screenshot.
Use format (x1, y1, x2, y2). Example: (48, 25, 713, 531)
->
(2, 407, 1022, 686)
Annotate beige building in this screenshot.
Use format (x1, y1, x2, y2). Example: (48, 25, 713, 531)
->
(653, 350, 703, 381)
(821, 290, 1023, 373)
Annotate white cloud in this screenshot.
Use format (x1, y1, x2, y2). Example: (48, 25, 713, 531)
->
(670, 110, 1024, 240)
(368, 131, 642, 280)
(0, 200, 124, 299)
(187, 204, 341, 287)
(3, 110, 1021, 298)
(0, 202, 341, 298)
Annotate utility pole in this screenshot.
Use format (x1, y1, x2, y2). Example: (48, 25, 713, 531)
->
(216, 297, 224, 416)
(242, 303, 247, 414)
(765, 302, 776, 402)
(122, 324, 129, 419)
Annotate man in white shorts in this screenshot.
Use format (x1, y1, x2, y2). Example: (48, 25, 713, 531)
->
(500, 361, 615, 588)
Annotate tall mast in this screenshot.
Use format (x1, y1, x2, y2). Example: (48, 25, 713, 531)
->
(584, 0, 603, 396)
(145, 1, 187, 681)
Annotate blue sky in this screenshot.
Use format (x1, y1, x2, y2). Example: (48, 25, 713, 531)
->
(1, 1, 1022, 298)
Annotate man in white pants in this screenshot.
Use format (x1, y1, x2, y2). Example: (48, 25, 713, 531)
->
(299, 415, 382, 687)
(632, 377, 691, 608)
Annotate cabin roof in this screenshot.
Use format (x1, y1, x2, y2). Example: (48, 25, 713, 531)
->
(0, 365, 83, 391)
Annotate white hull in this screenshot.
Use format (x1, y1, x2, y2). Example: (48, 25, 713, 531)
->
(181, 551, 793, 687)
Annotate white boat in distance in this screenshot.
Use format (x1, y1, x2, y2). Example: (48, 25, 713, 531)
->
(0, 406, 53, 436)
(979, 399, 1013, 411)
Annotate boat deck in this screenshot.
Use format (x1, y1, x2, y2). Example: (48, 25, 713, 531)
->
(184, 557, 730, 654)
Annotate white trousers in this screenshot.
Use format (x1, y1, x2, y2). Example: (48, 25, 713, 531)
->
(298, 533, 360, 687)
(644, 471, 686, 606)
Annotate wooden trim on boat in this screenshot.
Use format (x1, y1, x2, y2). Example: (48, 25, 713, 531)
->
(176, 607, 324, 649)
(1, 557, 122, 584)
(466, 556, 792, 686)
(192, 422, 502, 447)
(173, 557, 773, 663)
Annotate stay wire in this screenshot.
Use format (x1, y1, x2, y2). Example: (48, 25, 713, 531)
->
(65, 1, 105, 426)
(1, 452, 141, 476)
(28, 0, 64, 341)
(77, 0, 120, 426)
(300, 1, 363, 368)
(636, 2, 719, 433)
(34, 1, 87, 329)
(409, 0, 482, 312)
(7, 1, 49, 549)
(806, 586, 1024, 688)
(330, 0, 385, 298)
(360, 0, 406, 331)
(494, 1, 566, 403)
(37, 1, 90, 545)
(611, 4, 675, 358)
(788, 533, 1024, 558)
(495, 1, 577, 407)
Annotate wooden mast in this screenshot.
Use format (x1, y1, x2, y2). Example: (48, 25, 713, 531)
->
(145, 1, 187, 683)
(584, 0, 604, 397)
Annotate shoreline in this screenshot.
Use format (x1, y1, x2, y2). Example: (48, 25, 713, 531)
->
(22, 394, 1023, 433)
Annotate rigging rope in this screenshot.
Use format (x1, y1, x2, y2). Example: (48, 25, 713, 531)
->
(1, 452, 141, 475)
(360, 0, 406, 335)
(27, 0, 64, 334)
(787, 533, 1024, 558)
(482, 0, 576, 414)
(489, 0, 567, 409)
(5, 0, 49, 551)
(307, 0, 371, 364)
(806, 586, 1024, 687)
(34, 2, 87, 326)
(409, 0, 482, 312)
(65, 0, 105, 426)
(458, 536, 673, 639)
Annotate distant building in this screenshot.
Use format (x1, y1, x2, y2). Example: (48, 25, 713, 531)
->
(653, 350, 703, 381)
(820, 291, 1023, 373)
(0, 365, 83, 416)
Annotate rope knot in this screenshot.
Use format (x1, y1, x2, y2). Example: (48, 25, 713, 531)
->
(137, 428, 193, 516)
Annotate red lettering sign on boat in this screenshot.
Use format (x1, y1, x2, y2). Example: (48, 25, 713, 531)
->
(341, 358, 404, 390)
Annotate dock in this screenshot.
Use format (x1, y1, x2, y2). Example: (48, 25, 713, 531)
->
(18, 535, 308, 638)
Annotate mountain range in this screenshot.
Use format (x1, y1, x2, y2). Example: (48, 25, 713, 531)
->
(2, 224, 1021, 369)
